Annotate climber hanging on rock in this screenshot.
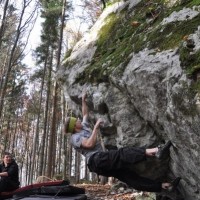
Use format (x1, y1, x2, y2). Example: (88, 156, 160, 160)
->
(63, 92, 181, 194)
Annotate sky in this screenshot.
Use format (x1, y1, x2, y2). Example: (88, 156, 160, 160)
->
(23, 17, 42, 70)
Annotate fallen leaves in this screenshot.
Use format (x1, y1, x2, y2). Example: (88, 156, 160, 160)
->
(131, 21, 140, 27)
(75, 183, 156, 200)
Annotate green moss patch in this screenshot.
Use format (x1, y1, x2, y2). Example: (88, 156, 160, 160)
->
(75, 1, 164, 84)
(182, 0, 200, 7)
(180, 46, 200, 79)
(147, 14, 200, 50)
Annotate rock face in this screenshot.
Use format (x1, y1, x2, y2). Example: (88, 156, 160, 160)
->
(57, 0, 200, 199)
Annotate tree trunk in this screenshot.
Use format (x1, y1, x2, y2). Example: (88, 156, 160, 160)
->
(0, 0, 9, 49)
(75, 151, 80, 183)
(38, 50, 51, 176)
(0, 0, 29, 119)
(61, 90, 67, 180)
(42, 55, 53, 176)
(46, 0, 66, 178)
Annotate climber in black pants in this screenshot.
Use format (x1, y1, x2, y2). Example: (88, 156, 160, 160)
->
(64, 92, 181, 193)
(86, 144, 179, 192)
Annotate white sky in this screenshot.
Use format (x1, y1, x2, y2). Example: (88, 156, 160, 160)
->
(23, 16, 43, 70)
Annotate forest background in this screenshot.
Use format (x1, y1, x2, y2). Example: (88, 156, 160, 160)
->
(0, 0, 102, 186)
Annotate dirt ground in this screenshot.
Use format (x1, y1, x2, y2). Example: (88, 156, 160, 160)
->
(75, 184, 156, 200)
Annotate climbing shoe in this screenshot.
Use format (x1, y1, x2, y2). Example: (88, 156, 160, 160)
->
(160, 177, 181, 197)
(156, 140, 172, 159)
(168, 177, 181, 192)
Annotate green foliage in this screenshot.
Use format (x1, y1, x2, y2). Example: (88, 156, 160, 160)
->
(34, 45, 49, 64)
(39, 0, 63, 50)
(40, 0, 63, 13)
(35, 0, 67, 65)
(30, 69, 45, 81)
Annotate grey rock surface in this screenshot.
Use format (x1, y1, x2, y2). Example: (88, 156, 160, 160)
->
(57, 0, 200, 199)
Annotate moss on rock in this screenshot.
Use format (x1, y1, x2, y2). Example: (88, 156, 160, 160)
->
(72, 0, 200, 85)
(179, 45, 200, 80)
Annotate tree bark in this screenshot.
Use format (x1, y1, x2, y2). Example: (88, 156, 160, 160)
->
(46, 0, 66, 178)
(0, 0, 9, 49)
(0, 0, 33, 120)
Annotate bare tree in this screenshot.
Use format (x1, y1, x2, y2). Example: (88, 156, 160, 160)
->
(0, 0, 39, 120)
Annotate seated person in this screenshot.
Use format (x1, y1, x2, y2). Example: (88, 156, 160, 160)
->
(0, 152, 20, 193)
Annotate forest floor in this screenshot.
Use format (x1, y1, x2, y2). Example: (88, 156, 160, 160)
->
(75, 184, 156, 200)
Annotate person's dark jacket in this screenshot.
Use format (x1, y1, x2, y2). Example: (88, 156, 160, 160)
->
(0, 159, 20, 191)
